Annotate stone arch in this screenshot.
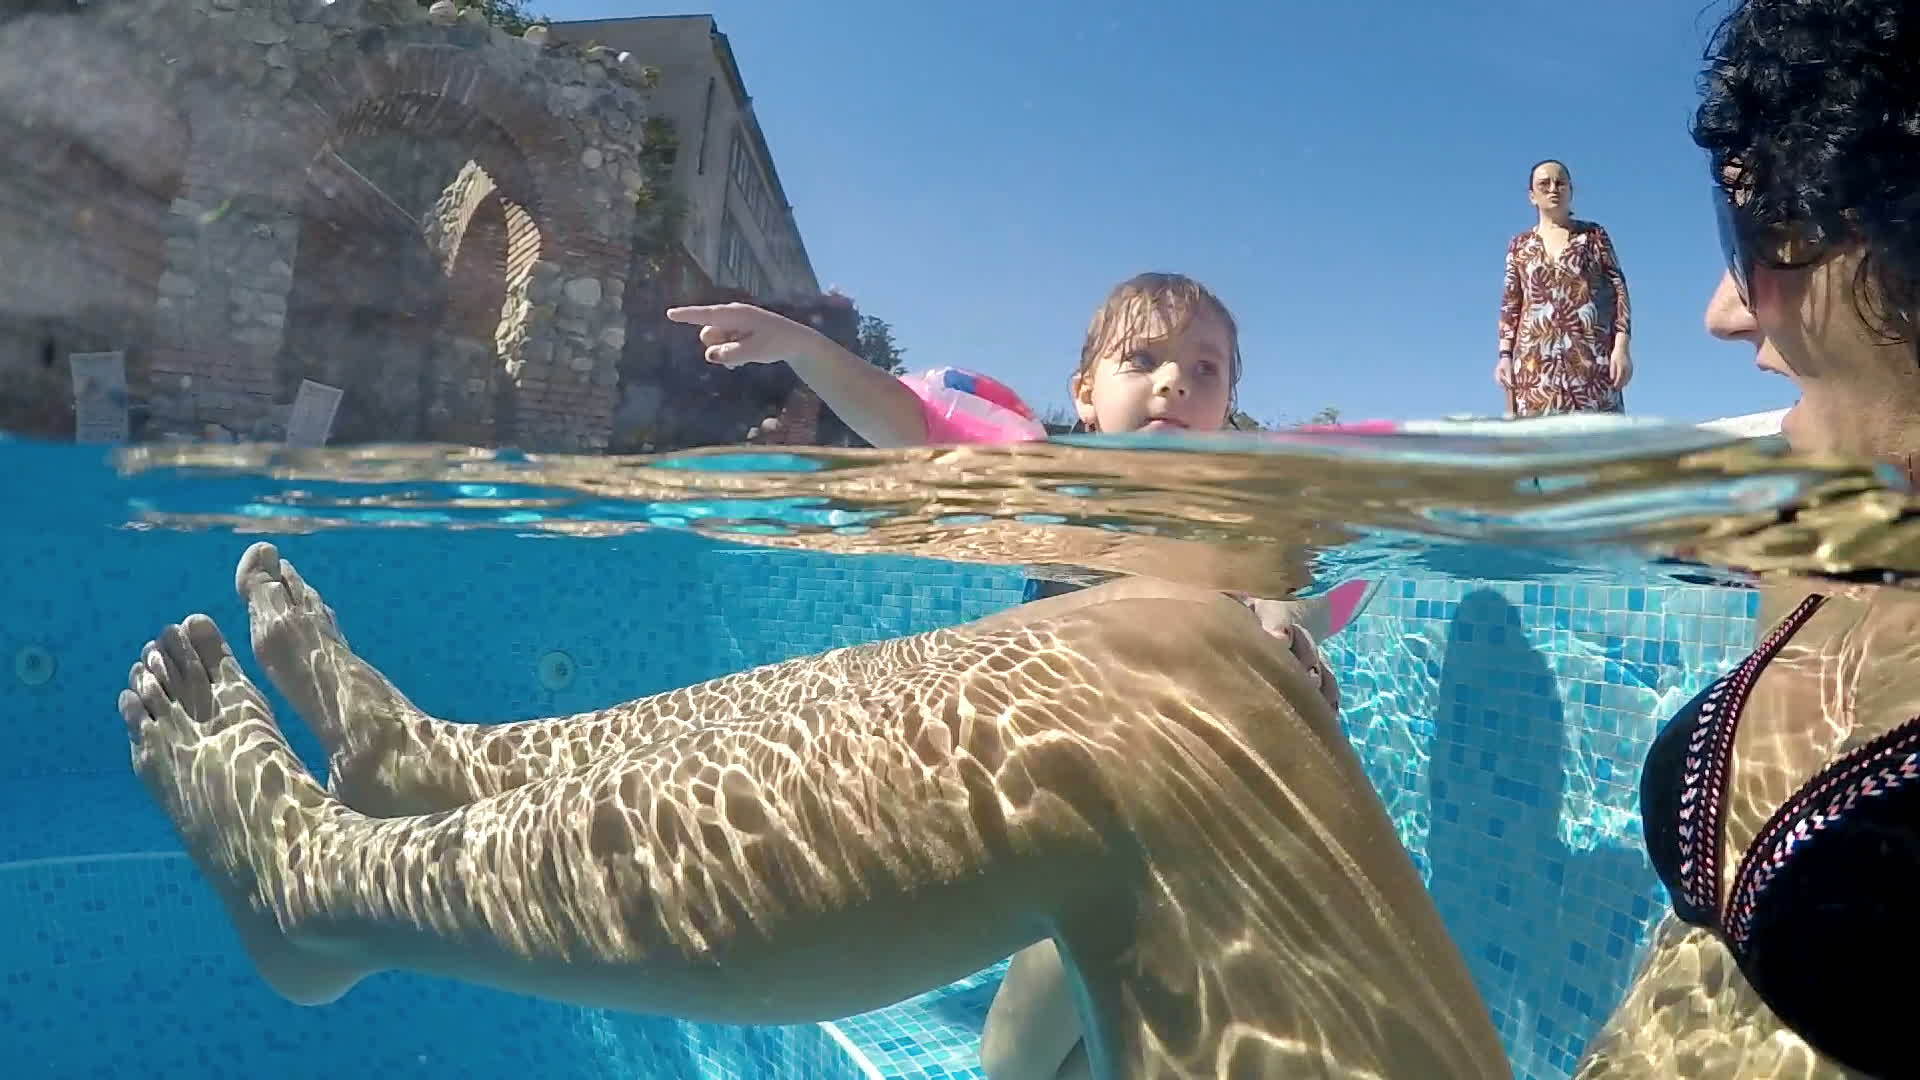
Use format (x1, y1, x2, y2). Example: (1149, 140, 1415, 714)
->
(423, 161, 542, 446)
(290, 45, 594, 251)
(281, 46, 564, 446)
(280, 159, 448, 444)
(280, 44, 633, 449)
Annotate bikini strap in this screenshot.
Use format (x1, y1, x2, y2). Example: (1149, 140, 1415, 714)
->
(1672, 592, 1828, 924)
(1725, 712, 1920, 953)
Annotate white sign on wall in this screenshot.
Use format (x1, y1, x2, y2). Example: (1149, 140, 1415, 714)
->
(68, 351, 130, 444)
(286, 379, 344, 448)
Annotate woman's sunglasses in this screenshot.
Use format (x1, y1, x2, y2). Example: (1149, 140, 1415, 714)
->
(1713, 182, 1834, 309)
(1713, 186, 1755, 307)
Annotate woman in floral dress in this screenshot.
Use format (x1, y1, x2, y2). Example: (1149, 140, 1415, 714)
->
(1496, 159, 1634, 416)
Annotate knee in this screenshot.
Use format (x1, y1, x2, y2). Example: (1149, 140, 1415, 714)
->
(1048, 588, 1332, 744)
(1074, 577, 1238, 611)
(1063, 585, 1278, 668)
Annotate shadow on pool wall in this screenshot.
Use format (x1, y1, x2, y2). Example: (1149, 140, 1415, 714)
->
(1426, 590, 1662, 1079)
(0, 515, 1763, 1079)
(1320, 576, 1762, 1080)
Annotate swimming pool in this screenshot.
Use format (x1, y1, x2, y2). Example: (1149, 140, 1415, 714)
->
(0, 466, 1745, 1079)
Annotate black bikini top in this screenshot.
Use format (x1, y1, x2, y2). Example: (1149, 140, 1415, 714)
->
(1642, 593, 1920, 1079)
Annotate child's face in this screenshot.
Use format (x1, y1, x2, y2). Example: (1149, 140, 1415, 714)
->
(1072, 304, 1234, 434)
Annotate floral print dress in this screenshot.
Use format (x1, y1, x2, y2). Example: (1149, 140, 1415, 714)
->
(1498, 221, 1631, 416)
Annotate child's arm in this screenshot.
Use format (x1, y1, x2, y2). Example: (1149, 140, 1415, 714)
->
(667, 303, 931, 447)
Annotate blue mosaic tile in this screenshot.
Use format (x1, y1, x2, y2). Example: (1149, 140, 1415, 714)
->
(0, 855, 866, 1079)
(1323, 577, 1755, 1080)
(0, 513, 1764, 1079)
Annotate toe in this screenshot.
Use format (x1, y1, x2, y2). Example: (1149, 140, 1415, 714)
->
(119, 687, 151, 741)
(236, 542, 282, 601)
(248, 575, 293, 625)
(280, 558, 310, 603)
(141, 641, 174, 693)
(133, 662, 172, 721)
(159, 623, 213, 715)
(279, 559, 338, 630)
(183, 614, 234, 677)
(190, 616, 273, 716)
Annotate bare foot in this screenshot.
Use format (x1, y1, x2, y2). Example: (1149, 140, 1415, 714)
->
(120, 614, 368, 1004)
(235, 542, 422, 808)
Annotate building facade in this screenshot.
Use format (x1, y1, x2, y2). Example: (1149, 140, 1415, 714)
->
(551, 15, 820, 304)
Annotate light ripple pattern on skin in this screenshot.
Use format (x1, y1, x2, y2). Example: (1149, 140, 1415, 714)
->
(125, 543, 1514, 1079)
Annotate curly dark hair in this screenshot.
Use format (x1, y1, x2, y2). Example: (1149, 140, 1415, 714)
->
(1692, 0, 1920, 359)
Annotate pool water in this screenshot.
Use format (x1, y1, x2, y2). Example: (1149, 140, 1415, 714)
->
(0, 439, 1767, 1079)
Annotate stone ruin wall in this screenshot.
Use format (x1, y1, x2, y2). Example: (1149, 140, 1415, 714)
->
(0, 0, 858, 453)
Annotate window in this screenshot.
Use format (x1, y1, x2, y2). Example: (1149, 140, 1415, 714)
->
(727, 129, 787, 240)
(728, 132, 764, 222)
(718, 209, 770, 298)
(723, 128, 809, 288)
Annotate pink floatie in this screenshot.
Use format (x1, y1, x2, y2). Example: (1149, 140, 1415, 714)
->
(1293, 420, 1403, 434)
(899, 367, 1047, 444)
(1320, 578, 1380, 636)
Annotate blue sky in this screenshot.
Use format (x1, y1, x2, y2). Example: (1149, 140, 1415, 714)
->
(539, 0, 1781, 426)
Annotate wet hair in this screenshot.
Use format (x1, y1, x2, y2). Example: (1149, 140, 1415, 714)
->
(1528, 159, 1572, 187)
(1077, 272, 1243, 420)
(1693, 0, 1920, 359)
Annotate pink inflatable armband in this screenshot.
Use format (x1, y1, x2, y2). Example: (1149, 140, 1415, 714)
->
(899, 368, 1047, 445)
(1320, 578, 1380, 637)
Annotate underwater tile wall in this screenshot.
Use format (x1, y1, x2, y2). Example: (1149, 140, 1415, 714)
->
(0, 516, 1763, 1079)
(693, 548, 1028, 672)
(0, 852, 866, 1080)
(1319, 577, 1760, 1080)
(830, 965, 1006, 1080)
(0, 527, 725, 784)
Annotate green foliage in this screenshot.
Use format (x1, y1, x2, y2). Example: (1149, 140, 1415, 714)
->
(855, 315, 907, 375)
(1038, 403, 1078, 435)
(639, 116, 679, 169)
(1233, 406, 1342, 429)
(421, 1, 543, 34)
(629, 115, 685, 277)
